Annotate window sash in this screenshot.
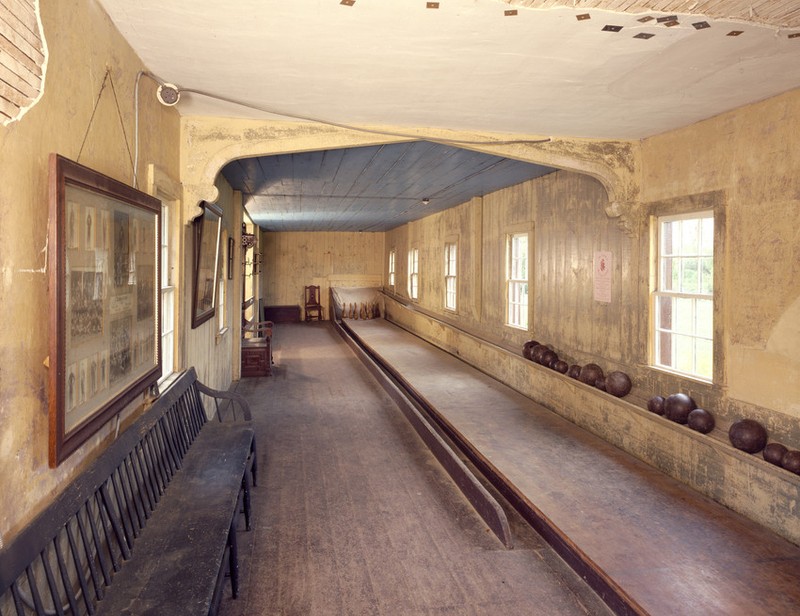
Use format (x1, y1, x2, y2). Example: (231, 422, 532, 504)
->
(444, 243, 457, 310)
(408, 248, 419, 299)
(388, 250, 396, 287)
(653, 213, 713, 381)
(507, 233, 528, 329)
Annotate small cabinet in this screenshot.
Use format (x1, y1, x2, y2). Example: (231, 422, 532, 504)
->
(241, 338, 272, 377)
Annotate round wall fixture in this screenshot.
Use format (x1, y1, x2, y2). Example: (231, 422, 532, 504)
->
(156, 83, 181, 106)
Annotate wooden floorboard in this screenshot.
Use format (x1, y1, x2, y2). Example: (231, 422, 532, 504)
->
(220, 323, 612, 616)
(345, 318, 800, 616)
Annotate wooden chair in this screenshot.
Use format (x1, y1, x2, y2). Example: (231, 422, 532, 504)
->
(304, 285, 324, 321)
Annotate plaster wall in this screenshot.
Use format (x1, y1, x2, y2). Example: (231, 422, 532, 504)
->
(0, 0, 180, 539)
(641, 88, 800, 422)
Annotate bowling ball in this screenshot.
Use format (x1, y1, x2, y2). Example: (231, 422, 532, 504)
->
(647, 396, 665, 415)
(553, 360, 569, 374)
(763, 443, 788, 466)
(781, 450, 800, 474)
(664, 393, 696, 424)
(579, 363, 604, 386)
(540, 349, 558, 367)
(523, 340, 540, 360)
(567, 365, 582, 379)
(531, 345, 548, 364)
(687, 408, 715, 434)
(595, 376, 607, 391)
(605, 371, 632, 398)
(729, 419, 768, 454)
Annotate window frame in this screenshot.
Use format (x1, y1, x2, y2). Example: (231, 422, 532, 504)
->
(444, 241, 457, 312)
(651, 210, 714, 382)
(388, 249, 396, 289)
(160, 201, 175, 378)
(506, 232, 529, 330)
(408, 247, 419, 300)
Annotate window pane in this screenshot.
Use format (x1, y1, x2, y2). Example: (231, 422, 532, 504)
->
(700, 257, 713, 294)
(695, 338, 713, 380)
(674, 297, 694, 334)
(696, 298, 713, 339)
(656, 294, 673, 332)
(681, 258, 699, 293)
(700, 217, 714, 254)
(661, 221, 675, 256)
(681, 218, 699, 255)
(674, 334, 695, 374)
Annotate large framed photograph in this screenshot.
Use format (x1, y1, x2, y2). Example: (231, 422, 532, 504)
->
(48, 154, 161, 467)
(191, 201, 223, 328)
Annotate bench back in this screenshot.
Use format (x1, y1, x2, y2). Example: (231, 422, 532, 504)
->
(0, 368, 248, 616)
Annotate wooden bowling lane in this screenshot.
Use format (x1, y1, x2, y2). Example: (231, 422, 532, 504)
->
(345, 318, 800, 616)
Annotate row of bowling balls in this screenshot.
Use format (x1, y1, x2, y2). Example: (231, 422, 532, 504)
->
(522, 340, 632, 398)
(647, 393, 800, 475)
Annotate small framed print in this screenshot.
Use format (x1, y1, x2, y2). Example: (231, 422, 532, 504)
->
(48, 154, 161, 467)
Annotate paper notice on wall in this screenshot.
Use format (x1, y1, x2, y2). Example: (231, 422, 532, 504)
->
(593, 251, 612, 303)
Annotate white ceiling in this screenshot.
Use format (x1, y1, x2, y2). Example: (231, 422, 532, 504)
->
(98, 0, 800, 140)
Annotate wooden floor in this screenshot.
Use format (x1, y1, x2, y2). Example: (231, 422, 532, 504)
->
(220, 323, 612, 616)
(344, 318, 800, 616)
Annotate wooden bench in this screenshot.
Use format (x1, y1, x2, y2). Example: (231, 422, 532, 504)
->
(0, 368, 257, 616)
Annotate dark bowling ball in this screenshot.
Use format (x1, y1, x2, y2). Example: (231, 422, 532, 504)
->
(763, 442, 789, 466)
(567, 364, 582, 379)
(729, 419, 768, 454)
(647, 395, 665, 415)
(523, 340, 538, 360)
(687, 408, 715, 434)
(595, 376, 607, 391)
(605, 371, 632, 398)
(553, 360, 569, 374)
(781, 450, 800, 474)
(664, 393, 696, 424)
(540, 349, 558, 367)
(548, 354, 561, 369)
(579, 363, 604, 386)
(531, 345, 548, 364)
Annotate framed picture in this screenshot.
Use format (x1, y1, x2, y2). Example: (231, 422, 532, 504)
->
(191, 201, 223, 328)
(48, 154, 161, 467)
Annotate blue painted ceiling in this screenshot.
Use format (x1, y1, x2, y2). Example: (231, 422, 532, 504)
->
(221, 142, 555, 232)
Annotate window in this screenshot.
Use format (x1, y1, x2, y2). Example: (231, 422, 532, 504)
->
(444, 242, 457, 311)
(217, 232, 228, 334)
(160, 203, 175, 376)
(388, 249, 396, 288)
(408, 248, 419, 300)
(653, 212, 713, 381)
(507, 233, 528, 329)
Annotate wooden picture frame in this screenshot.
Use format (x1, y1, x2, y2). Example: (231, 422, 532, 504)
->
(191, 201, 223, 328)
(48, 154, 161, 467)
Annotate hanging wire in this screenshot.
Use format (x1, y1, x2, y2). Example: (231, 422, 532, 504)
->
(77, 68, 136, 185)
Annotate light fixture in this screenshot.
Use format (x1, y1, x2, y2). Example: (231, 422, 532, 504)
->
(421, 198, 430, 205)
(156, 83, 181, 106)
(634, 32, 655, 39)
(692, 21, 711, 30)
(602, 25, 622, 32)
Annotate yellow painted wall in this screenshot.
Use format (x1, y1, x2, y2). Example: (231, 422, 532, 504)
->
(262, 231, 385, 319)
(641, 88, 800, 423)
(0, 0, 181, 539)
